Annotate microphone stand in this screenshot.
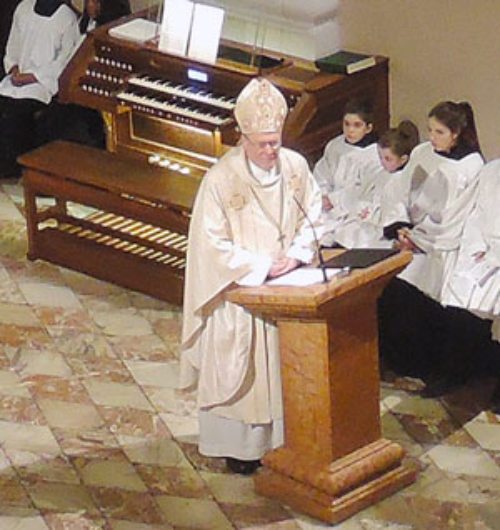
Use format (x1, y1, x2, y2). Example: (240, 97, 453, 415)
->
(292, 195, 328, 283)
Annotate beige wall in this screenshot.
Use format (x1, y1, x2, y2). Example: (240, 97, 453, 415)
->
(337, 0, 500, 160)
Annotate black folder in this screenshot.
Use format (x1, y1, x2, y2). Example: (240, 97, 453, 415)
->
(323, 248, 399, 269)
(383, 221, 414, 240)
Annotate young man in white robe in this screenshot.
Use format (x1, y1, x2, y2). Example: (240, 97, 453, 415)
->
(313, 98, 378, 214)
(0, 0, 77, 177)
(319, 142, 381, 246)
(179, 78, 322, 474)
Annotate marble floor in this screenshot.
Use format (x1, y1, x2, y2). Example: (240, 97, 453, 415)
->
(0, 177, 499, 530)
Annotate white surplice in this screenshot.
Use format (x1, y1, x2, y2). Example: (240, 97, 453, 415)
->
(313, 134, 361, 195)
(0, 0, 77, 104)
(320, 143, 382, 246)
(442, 160, 500, 340)
(394, 142, 484, 301)
(180, 145, 322, 459)
(328, 162, 409, 249)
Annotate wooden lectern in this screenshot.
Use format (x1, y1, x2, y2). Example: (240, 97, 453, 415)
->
(227, 252, 416, 524)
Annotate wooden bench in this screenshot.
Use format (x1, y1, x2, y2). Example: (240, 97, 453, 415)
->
(19, 141, 201, 305)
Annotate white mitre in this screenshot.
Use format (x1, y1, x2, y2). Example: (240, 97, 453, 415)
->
(234, 78, 288, 134)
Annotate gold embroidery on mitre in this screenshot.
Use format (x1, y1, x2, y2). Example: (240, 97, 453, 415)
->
(234, 78, 288, 134)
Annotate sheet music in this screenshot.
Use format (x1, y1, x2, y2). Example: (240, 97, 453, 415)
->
(188, 3, 225, 63)
(159, 0, 194, 55)
(267, 268, 343, 286)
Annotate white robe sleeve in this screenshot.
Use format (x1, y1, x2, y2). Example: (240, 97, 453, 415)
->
(35, 8, 79, 95)
(199, 179, 272, 289)
(3, 5, 22, 74)
(313, 135, 352, 195)
(233, 250, 272, 286)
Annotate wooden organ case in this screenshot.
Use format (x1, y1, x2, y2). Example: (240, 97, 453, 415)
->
(22, 14, 389, 305)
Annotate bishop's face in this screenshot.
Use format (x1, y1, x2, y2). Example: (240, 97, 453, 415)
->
(242, 131, 282, 171)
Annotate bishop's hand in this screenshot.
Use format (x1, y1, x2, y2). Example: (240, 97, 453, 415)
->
(268, 257, 300, 278)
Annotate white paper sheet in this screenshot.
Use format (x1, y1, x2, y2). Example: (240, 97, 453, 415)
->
(159, 0, 194, 55)
(109, 19, 159, 43)
(266, 267, 344, 286)
(188, 3, 225, 63)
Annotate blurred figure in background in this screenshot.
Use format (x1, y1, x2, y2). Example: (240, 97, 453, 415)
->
(41, 0, 131, 149)
(0, 0, 77, 177)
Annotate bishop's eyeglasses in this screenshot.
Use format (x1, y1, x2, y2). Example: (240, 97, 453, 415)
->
(243, 135, 282, 151)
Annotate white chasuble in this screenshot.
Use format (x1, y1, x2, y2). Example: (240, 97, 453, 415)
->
(180, 146, 322, 430)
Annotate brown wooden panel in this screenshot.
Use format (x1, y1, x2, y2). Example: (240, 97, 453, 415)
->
(19, 141, 201, 213)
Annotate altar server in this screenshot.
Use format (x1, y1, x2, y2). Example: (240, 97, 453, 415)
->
(444, 159, 500, 328)
(53, 0, 131, 148)
(313, 98, 378, 212)
(427, 160, 500, 404)
(379, 101, 484, 380)
(179, 78, 322, 474)
(329, 120, 419, 248)
(0, 0, 77, 177)
(395, 101, 484, 301)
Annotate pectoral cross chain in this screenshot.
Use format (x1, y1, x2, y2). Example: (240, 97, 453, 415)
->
(277, 232, 285, 248)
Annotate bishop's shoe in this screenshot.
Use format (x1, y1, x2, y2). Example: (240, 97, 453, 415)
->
(225, 457, 261, 475)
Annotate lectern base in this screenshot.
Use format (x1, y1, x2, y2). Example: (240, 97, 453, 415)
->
(254, 441, 417, 524)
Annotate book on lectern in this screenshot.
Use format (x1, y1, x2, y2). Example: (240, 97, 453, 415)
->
(323, 248, 398, 269)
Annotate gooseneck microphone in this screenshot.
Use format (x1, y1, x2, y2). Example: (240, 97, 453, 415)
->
(292, 194, 328, 283)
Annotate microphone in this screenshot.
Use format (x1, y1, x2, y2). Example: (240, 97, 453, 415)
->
(292, 194, 328, 283)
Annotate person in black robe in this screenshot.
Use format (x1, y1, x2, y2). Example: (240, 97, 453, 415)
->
(79, 0, 130, 31)
(42, 0, 131, 148)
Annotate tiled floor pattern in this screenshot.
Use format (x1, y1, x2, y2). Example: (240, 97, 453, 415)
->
(0, 178, 499, 529)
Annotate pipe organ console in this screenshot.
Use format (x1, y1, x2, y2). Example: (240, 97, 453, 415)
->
(23, 14, 389, 304)
(59, 15, 389, 171)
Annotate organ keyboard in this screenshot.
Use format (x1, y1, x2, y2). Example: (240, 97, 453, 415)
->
(126, 75, 237, 111)
(116, 80, 234, 128)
